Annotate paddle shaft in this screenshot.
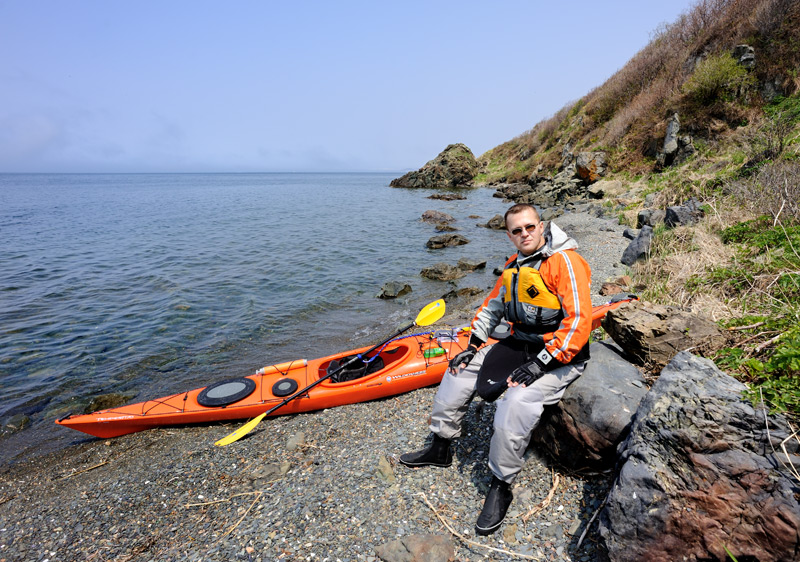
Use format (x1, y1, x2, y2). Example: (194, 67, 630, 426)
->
(258, 321, 415, 419)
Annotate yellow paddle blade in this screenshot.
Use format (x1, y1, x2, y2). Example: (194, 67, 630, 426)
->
(415, 299, 445, 326)
(214, 412, 267, 446)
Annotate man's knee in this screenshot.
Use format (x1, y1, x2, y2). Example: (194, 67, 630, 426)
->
(493, 386, 545, 436)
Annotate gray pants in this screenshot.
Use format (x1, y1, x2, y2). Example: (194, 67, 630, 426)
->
(429, 344, 584, 483)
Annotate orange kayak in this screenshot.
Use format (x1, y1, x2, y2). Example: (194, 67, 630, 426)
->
(56, 296, 636, 439)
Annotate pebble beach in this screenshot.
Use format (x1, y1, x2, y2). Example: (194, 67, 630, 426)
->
(0, 206, 631, 562)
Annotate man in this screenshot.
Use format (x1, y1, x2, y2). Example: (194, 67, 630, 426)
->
(399, 203, 593, 536)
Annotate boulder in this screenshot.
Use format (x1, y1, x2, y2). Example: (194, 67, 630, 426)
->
(588, 179, 625, 199)
(620, 225, 653, 266)
(377, 282, 412, 299)
(426, 234, 469, 249)
(603, 300, 726, 368)
(483, 214, 506, 230)
(420, 263, 466, 281)
(636, 209, 666, 229)
(421, 210, 455, 224)
(575, 151, 607, 184)
(665, 197, 704, 227)
(599, 352, 800, 562)
(390, 144, 478, 189)
(531, 341, 649, 469)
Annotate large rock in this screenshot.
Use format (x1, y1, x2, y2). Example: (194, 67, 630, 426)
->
(599, 352, 800, 562)
(426, 234, 469, 249)
(531, 341, 649, 469)
(420, 263, 466, 281)
(603, 300, 726, 368)
(620, 225, 653, 266)
(377, 281, 412, 299)
(575, 151, 607, 184)
(665, 197, 704, 227)
(390, 144, 478, 189)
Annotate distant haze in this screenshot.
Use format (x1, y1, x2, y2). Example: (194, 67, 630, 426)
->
(0, 0, 699, 173)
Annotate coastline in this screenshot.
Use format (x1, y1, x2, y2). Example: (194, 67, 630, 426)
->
(0, 207, 629, 561)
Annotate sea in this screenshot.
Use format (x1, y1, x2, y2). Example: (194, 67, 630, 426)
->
(0, 173, 512, 464)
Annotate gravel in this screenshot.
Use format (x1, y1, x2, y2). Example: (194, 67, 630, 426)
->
(0, 205, 629, 562)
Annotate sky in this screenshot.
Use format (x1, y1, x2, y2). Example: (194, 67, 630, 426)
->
(0, 1, 700, 173)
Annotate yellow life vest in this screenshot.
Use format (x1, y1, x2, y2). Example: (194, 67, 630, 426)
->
(501, 262, 563, 332)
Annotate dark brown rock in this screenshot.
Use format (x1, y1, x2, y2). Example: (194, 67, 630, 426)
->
(603, 300, 726, 368)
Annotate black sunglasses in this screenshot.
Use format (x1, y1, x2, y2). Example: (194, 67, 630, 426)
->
(509, 223, 539, 236)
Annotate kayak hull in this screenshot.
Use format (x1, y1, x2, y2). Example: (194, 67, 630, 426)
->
(56, 330, 469, 438)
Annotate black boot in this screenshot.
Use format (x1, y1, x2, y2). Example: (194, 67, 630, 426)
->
(399, 434, 452, 468)
(475, 476, 513, 536)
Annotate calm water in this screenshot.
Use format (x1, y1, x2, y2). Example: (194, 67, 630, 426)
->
(0, 173, 510, 463)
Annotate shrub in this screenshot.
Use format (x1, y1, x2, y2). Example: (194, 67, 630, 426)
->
(683, 53, 755, 105)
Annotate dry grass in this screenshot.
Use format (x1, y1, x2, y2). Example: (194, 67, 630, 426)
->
(633, 224, 738, 321)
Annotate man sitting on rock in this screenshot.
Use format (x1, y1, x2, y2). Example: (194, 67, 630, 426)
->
(399, 203, 593, 536)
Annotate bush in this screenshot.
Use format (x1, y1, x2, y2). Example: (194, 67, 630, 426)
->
(683, 53, 755, 105)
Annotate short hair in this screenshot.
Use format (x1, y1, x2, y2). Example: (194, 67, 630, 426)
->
(504, 203, 540, 229)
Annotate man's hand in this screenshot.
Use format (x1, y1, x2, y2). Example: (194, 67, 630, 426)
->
(508, 361, 544, 387)
(507, 348, 556, 387)
(448, 345, 477, 373)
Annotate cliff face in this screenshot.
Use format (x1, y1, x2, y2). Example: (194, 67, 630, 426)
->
(390, 143, 478, 189)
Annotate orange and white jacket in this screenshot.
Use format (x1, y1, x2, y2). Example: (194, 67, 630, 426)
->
(471, 222, 593, 365)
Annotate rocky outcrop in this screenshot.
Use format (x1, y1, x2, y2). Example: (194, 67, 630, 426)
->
(426, 234, 469, 249)
(493, 151, 606, 207)
(576, 151, 607, 184)
(603, 300, 727, 368)
(734, 44, 755, 69)
(599, 351, 800, 562)
(656, 113, 695, 168)
(532, 341, 649, 469)
(390, 144, 478, 189)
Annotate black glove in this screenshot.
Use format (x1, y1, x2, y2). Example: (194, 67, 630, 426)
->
(448, 336, 484, 372)
(509, 348, 557, 387)
(449, 346, 477, 372)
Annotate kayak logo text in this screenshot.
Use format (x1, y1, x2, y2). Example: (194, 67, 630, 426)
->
(386, 370, 425, 382)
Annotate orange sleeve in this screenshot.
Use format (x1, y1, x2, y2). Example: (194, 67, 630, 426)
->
(539, 250, 593, 364)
